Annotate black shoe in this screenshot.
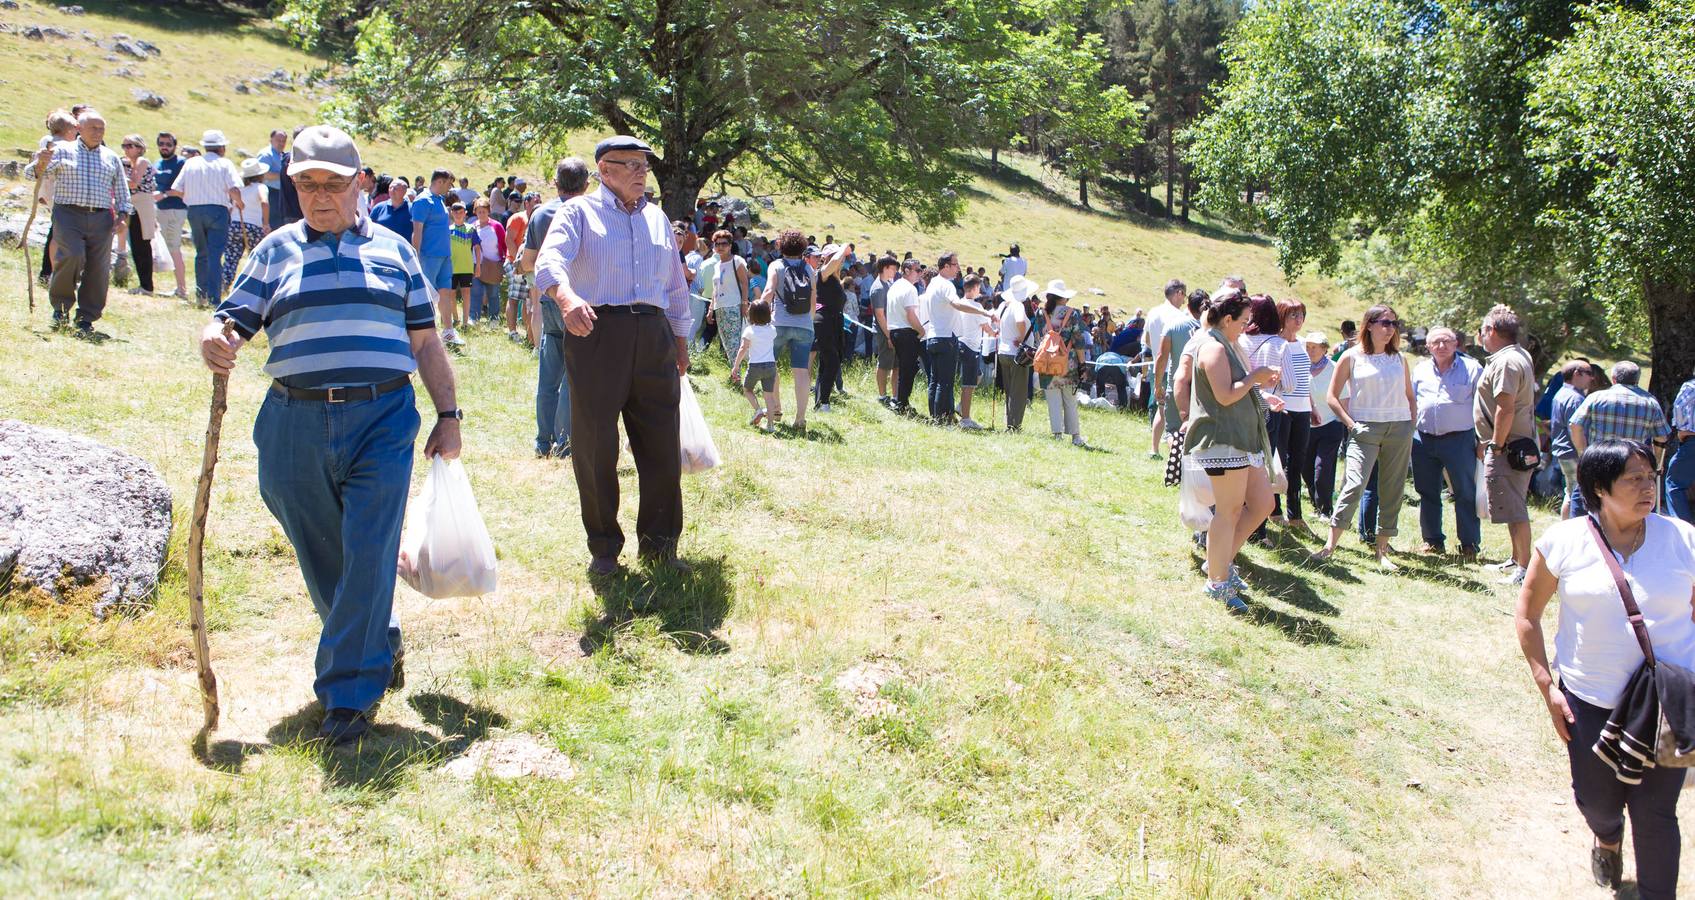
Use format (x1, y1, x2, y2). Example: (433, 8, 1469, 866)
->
(1591, 841, 1622, 889)
(50, 311, 68, 330)
(316, 708, 372, 746)
(388, 650, 405, 691)
(73, 321, 99, 341)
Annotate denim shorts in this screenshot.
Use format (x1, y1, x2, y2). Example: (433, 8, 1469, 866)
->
(772, 325, 813, 369)
(419, 254, 453, 291)
(743, 361, 776, 393)
(959, 350, 982, 387)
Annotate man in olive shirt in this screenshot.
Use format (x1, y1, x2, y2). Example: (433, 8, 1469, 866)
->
(1473, 304, 1538, 584)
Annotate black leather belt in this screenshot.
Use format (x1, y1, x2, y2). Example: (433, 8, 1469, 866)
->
(59, 204, 112, 214)
(594, 304, 663, 316)
(270, 375, 410, 403)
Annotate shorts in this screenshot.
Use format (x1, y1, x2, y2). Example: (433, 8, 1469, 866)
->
(1485, 449, 1533, 524)
(875, 330, 897, 369)
(743, 361, 776, 393)
(451, 273, 474, 290)
(419, 254, 453, 291)
(154, 207, 187, 252)
(772, 325, 813, 369)
(508, 272, 532, 302)
(959, 350, 981, 387)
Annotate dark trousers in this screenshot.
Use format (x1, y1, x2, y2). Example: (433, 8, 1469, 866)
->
(1411, 429, 1482, 550)
(48, 205, 115, 324)
(1666, 436, 1695, 526)
(998, 355, 1031, 431)
(126, 209, 154, 293)
(1308, 420, 1346, 517)
(40, 224, 54, 279)
(1281, 411, 1310, 521)
(926, 337, 958, 419)
(564, 311, 682, 560)
(816, 316, 844, 405)
(1265, 411, 1290, 517)
(1565, 686, 1683, 899)
(892, 328, 922, 411)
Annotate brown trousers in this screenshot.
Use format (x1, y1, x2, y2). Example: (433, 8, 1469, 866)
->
(563, 310, 682, 560)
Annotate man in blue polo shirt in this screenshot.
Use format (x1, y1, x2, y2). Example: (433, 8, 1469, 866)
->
(200, 125, 463, 746)
(410, 169, 454, 332)
(151, 131, 189, 299)
(257, 128, 287, 230)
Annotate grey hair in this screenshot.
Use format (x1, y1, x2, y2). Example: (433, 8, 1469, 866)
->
(1426, 326, 1459, 343)
(75, 108, 104, 125)
(1611, 361, 1642, 386)
(555, 156, 590, 197)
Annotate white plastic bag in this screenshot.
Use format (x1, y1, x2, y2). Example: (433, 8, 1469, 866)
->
(678, 375, 721, 474)
(1179, 466, 1214, 532)
(152, 238, 173, 274)
(1475, 458, 1489, 521)
(397, 456, 498, 598)
(1268, 450, 1288, 493)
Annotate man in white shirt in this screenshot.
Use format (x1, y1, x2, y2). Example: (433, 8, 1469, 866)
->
(1141, 278, 1188, 456)
(997, 244, 1027, 292)
(923, 252, 994, 424)
(167, 129, 243, 307)
(886, 258, 925, 414)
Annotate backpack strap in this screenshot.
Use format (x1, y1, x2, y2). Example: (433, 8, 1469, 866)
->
(1587, 515, 1656, 668)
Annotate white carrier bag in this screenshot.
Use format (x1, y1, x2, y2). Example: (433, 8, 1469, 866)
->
(678, 375, 721, 474)
(397, 455, 499, 598)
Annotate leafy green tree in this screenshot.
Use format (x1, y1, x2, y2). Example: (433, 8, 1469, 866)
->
(282, 0, 1028, 225)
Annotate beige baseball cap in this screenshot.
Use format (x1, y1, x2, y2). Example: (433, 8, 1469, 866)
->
(286, 125, 361, 178)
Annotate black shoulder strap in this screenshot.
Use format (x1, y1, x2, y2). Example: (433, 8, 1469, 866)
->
(1587, 516, 1656, 668)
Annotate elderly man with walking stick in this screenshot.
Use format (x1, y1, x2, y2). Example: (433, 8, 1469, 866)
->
(535, 135, 692, 576)
(199, 126, 463, 746)
(26, 108, 130, 336)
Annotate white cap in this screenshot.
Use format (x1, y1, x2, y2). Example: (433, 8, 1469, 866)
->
(1301, 331, 1331, 346)
(201, 129, 227, 148)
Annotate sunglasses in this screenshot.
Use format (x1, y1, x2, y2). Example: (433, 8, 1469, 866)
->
(714, 240, 731, 246)
(1371, 318, 1400, 328)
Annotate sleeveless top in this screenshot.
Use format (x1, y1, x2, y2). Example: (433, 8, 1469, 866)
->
(1347, 351, 1412, 422)
(1185, 328, 1273, 458)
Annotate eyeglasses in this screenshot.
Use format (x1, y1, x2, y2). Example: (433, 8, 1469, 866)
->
(602, 158, 651, 174)
(1371, 318, 1400, 328)
(294, 178, 354, 194)
(714, 240, 731, 247)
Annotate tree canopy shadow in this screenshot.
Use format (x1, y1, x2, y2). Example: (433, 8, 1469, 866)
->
(1268, 543, 1363, 584)
(1234, 557, 1341, 617)
(580, 555, 732, 656)
(771, 422, 845, 444)
(59, 0, 295, 46)
(194, 692, 508, 795)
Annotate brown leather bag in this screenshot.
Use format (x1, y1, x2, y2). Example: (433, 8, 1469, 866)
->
(476, 255, 503, 286)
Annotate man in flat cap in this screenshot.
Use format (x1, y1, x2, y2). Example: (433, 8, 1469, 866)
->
(199, 125, 463, 745)
(535, 136, 691, 575)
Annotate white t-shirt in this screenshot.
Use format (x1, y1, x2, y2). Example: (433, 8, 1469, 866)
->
(1308, 356, 1345, 425)
(741, 322, 776, 365)
(475, 222, 503, 262)
(925, 277, 963, 340)
(886, 279, 920, 331)
(707, 254, 746, 310)
(1143, 301, 1186, 359)
(997, 301, 1030, 355)
(235, 183, 265, 227)
(957, 299, 989, 354)
(454, 187, 478, 207)
(998, 255, 1027, 284)
(1538, 515, 1695, 708)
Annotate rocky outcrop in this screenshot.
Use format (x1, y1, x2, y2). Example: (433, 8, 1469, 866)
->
(0, 421, 173, 617)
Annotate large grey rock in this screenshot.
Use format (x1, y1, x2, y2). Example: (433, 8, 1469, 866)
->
(131, 88, 166, 109)
(0, 210, 52, 248)
(0, 421, 173, 617)
(113, 39, 150, 59)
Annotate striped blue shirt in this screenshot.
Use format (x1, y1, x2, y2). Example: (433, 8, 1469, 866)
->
(534, 186, 691, 338)
(214, 218, 437, 389)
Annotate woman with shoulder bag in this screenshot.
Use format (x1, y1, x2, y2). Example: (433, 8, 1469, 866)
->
(1516, 440, 1695, 898)
(1186, 290, 1280, 609)
(117, 134, 157, 295)
(994, 276, 1036, 432)
(1037, 280, 1087, 447)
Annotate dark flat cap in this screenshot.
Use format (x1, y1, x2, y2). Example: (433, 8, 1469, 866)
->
(595, 135, 659, 162)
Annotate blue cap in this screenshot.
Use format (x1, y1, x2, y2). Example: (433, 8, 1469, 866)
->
(594, 135, 658, 162)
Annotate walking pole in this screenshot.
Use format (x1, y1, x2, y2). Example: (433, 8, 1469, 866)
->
(18, 174, 44, 314)
(186, 320, 236, 736)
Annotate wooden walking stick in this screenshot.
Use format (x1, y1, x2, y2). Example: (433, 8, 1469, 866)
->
(18, 171, 44, 314)
(186, 320, 237, 735)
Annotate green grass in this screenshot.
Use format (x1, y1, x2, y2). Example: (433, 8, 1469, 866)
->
(0, 1, 1672, 894)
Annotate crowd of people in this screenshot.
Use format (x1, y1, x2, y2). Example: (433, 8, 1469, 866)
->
(26, 108, 1695, 893)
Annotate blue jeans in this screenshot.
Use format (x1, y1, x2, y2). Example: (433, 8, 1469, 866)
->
(1360, 465, 1379, 542)
(926, 337, 959, 419)
(266, 186, 283, 230)
(1667, 436, 1695, 525)
(255, 384, 419, 713)
(690, 295, 710, 350)
(186, 204, 229, 305)
(772, 325, 813, 369)
(469, 278, 500, 323)
(537, 331, 572, 454)
(1411, 430, 1481, 550)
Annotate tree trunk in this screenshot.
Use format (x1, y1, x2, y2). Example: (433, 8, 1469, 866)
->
(1079, 175, 1089, 209)
(1180, 169, 1191, 221)
(653, 158, 708, 223)
(991, 146, 1000, 172)
(1645, 277, 1695, 411)
(1163, 128, 1175, 219)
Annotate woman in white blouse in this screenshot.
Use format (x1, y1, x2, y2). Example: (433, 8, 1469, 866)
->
(1311, 305, 1415, 569)
(1516, 441, 1695, 897)
(1275, 298, 1313, 536)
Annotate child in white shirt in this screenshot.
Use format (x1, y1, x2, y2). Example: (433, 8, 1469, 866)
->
(730, 299, 779, 430)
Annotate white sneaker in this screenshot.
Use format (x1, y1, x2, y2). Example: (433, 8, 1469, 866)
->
(1072, 435, 1088, 448)
(960, 418, 982, 431)
(508, 330, 522, 342)
(444, 329, 465, 347)
(818, 403, 832, 413)
(1500, 565, 1525, 586)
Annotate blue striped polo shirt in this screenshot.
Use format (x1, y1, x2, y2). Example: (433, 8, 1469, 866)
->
(214, 218, 438, 389)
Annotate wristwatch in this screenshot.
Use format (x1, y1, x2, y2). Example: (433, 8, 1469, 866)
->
(438, 409, 463, 421)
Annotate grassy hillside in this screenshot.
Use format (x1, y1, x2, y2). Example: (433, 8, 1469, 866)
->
(3, 1, 1680, 896)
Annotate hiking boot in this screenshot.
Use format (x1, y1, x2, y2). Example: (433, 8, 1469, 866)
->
(1591, 840, 1622, 890)
(388, 650, 406, 691)
(316, 708, 372, 746)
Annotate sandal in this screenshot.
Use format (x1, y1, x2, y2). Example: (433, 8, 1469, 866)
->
(1591, 839, 1622, 889)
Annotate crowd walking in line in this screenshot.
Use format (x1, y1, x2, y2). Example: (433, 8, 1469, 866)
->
(25, 103, 1695, 894)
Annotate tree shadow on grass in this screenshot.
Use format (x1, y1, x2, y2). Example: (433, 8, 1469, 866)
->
(1237, 597, 1343, 647)
(1267, 543, 1364, 584)
(195, 692, 508, 795)
(579, 556, 732, 657)
(62, 0, 294, 46)
(769, 422, 845, 444)
(1380, 553, 1493, 594)
(1235, 557, 1341, 617)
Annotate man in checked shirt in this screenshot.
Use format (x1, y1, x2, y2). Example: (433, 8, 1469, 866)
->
(27, 108, 131, 336)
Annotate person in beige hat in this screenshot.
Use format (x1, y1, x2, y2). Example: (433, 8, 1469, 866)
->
(221, 157, 271, 291)
(1038, 279, 1088, 446)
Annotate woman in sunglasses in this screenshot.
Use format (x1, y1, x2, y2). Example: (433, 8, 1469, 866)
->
(1312, 305, 1417, 569)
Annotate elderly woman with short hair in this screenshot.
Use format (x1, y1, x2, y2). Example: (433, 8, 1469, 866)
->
(1516, 440, 1695, 897)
